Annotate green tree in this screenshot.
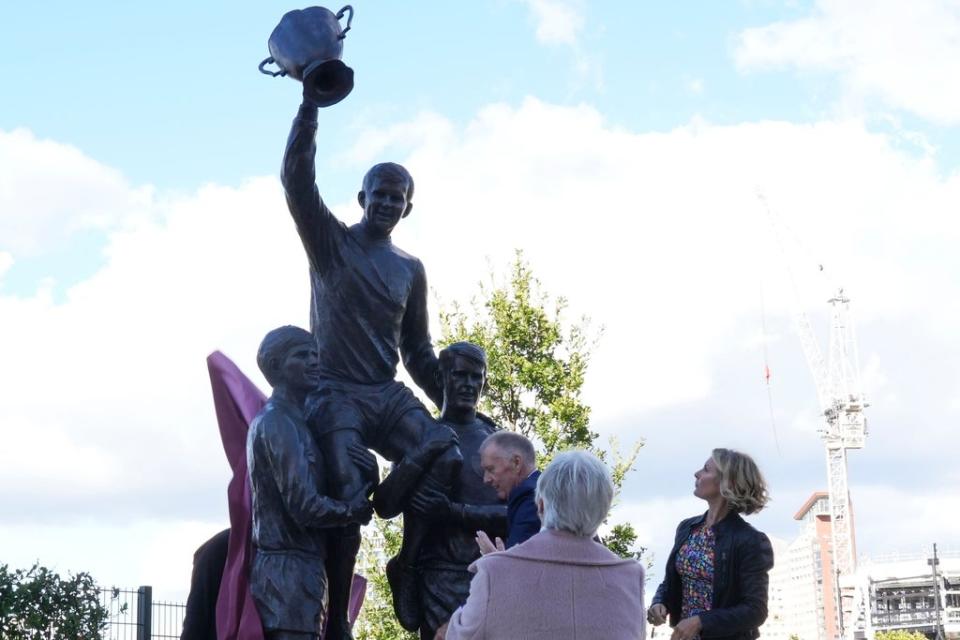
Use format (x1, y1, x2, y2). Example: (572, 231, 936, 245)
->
(354, 514, 417, 640)
(439, 251, 643, 557)
(354, 251, 645, 638)
(876, 631, 930, 640)
(0, 563, 114, 640)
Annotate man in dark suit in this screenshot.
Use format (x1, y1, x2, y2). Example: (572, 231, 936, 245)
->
(476, 431, 541, 552)
(180, 528, 230, 640)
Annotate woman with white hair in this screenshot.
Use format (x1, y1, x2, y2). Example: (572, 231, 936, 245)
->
(442, 450, 646, 640)
(647, 448, 773, 640)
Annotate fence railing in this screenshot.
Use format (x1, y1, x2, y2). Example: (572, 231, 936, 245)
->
(99, 586, 186, 640)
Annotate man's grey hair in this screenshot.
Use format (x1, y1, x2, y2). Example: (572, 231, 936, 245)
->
(480, 431, 536, 468)
(536, 450, 613, 538)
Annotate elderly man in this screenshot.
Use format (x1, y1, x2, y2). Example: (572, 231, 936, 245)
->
(247, 326, 374, 640)
(476, 431, 541, 552)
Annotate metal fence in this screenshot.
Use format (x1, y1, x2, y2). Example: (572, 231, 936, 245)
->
(99, 586, 186, 640)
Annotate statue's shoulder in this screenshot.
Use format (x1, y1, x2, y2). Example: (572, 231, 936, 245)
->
(390, 242, 423, 269)
(252, 398, 303, 435)
(476, 412, 499, 432)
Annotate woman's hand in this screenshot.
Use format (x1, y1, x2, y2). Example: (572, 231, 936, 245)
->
(646, 603, 669, 626)
(433, 622, 448, 639)
(475, 530, 505, 555)
(670, 615, 702, 640)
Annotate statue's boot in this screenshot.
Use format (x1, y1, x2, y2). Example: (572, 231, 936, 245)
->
(326, 529, 362, 640)
(386, 553, 422, 631)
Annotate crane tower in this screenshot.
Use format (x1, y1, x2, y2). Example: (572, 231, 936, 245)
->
(759, 192, 869, 638)
(795, 288, 868, 636)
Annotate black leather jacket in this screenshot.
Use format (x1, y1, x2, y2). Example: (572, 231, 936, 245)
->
(652, 511, 774, 640)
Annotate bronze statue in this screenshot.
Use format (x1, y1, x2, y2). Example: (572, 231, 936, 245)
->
(247, 326, 374, 640)
(355, 342, 507, 640)
(277, 20, 467, 638)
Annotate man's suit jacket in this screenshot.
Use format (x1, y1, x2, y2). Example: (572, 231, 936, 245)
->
(506, 470, 541, 547)
(445, 529, 646, 640)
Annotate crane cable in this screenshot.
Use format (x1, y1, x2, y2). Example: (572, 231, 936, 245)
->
(759, 280, 782, 456)
(756, 189, 830, 456)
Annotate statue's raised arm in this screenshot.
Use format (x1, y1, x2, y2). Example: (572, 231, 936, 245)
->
(281, 103, 347, 277)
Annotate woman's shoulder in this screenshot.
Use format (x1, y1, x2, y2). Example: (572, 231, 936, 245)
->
(675, 512, 706, 533)
(728, 512, 770, 539)
(727, 515, 774, 563)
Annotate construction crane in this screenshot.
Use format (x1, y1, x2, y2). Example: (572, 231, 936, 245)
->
(796, 289, 868, 571)
(760, 194, 869, 639)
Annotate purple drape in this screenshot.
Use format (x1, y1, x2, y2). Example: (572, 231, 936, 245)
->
(208, 351, 267, 640)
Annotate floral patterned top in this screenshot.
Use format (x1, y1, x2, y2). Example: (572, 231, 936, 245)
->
(675, 524, 715, 621)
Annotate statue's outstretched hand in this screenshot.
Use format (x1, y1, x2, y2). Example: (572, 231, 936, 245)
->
(347, 495, 374, 525)
(347, 442, 379, 481)
(413, 433, 459, 468)
(409, 487, 452, 519)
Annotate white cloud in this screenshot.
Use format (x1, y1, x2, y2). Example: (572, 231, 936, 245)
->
(516, 0, 601, 87)
(734, 0, 960, 124)
(0, 129, 153, 257)
(4, 97, 960, 596)
(850, 484, 960, 554)
(0, 251, 13, 279)
(0, 519, 226, 602)
(522, 0, 583, 46)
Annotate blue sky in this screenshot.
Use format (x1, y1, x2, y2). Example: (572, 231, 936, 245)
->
(3, 0, 960, 605)
(5, 1, 958, 297)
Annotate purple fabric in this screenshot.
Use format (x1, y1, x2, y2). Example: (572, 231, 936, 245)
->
(207, 351, 367, 640)
(209, 351, 267, 640)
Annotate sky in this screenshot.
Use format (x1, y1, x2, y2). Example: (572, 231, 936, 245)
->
(2, 0, 959, 604)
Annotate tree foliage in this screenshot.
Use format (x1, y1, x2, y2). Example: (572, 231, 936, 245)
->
(876, 631, 930, 640)
(439, 252, 597, 466)
(354, 508, 416, 640)
(0, 563, 112, 640)
(439, 250, 644, 555)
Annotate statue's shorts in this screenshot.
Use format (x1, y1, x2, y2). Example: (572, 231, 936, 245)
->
(250, 549, 327, 635)
(305, 377, 445, 461)
(419, 563, 473, 635)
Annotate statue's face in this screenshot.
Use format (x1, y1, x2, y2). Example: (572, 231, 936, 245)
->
(279, 341, 320, 392)
(441, 355, 486, 414)
(359, 175, 409, 238)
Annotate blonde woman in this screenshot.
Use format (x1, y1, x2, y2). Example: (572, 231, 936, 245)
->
(647, 449, 773, 640)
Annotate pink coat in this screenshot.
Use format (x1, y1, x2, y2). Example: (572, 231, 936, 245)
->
(445, 529, 646, 640)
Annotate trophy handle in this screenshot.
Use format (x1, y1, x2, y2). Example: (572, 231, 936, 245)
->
(258, 56, 286, 77)
(336, 5, 354, 39)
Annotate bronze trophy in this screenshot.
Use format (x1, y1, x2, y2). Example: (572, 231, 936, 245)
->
(259, 6, 355, 107)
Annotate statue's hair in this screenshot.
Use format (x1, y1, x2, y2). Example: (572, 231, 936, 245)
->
(439, 341, 487, 370)
(536, 450, 613, 538)
(480, 431, 536, 468)
(256, 325, 314, 386)
(711, 448, 770, 515)
(362, 162, 415, 200)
